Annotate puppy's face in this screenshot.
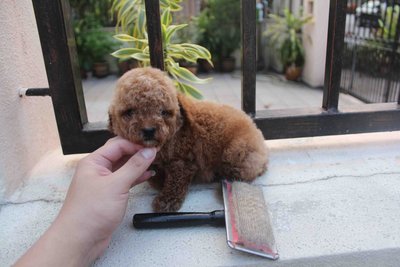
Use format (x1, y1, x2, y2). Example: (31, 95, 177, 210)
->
(108, 68, 181, 148)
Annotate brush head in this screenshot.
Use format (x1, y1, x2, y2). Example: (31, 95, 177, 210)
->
(222, 180, 279, 260)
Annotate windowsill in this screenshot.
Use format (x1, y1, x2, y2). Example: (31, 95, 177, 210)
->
(1, 131, 400, 266)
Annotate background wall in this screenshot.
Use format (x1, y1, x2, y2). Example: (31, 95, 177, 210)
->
(265, 0, 330, 87)
(302, 0, 330, 87)
(0, 0, 60, 201)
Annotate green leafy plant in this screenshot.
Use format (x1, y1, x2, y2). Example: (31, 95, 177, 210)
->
(197, 0, 241, 63)
(378, 5, 399, 41)
(265, 8, 313, 68)
(71, 0, 116, 72)
(74, 15, 116, 66)
(173, 16, 200, 44)
(86, 22, 117, 63)
(111, 0, 181, 39)
(73, 17, 93, 71)
(70, 0, 113, 26)
(110, 0, 212, 99)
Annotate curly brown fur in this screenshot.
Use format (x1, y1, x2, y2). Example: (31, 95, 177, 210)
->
(108, 67, 268, 212)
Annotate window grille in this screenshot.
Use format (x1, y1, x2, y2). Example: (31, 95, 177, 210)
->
(31, 0, 400, 154)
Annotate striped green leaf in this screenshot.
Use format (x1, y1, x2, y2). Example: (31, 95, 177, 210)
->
(161, 8, 172, 27)
(114, 34, 148, 44)
(165, 24, 187, 43)
(111, 48, 142, 59)
(170, 65, 211, 84)
(179, 82, 203, 99)
(130, 52, 150, 61)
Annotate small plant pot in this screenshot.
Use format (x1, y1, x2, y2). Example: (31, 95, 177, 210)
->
(80, 68, 88, 79)
(198, 59, 214, 73)
(221, 57, 236, 72)
(285, 65, 302, 81)
(93, 62, 110, 78)
(186, 65, 198, 75)
(179, 61, 199, 75)
(118, 59, 139, 76)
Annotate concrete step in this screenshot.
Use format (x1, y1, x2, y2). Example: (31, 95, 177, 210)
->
(1, 132, 400, 266)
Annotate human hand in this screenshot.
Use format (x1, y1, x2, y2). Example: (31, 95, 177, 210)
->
(15, 137, 157, 266)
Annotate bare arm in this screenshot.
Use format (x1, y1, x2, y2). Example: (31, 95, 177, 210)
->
(14, 137, 157, 267)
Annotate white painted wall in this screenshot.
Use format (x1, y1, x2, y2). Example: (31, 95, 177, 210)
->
(302, 0, 330, 87)
(0, 0, 60, 201)
(266, 0, 329, 86)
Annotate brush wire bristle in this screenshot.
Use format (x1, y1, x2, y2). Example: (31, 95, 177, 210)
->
(231, 182, 276, 252)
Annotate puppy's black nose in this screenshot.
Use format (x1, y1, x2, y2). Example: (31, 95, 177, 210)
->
(142, 127, 156, 139)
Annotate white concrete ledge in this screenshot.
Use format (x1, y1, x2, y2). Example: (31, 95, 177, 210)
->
(1, 132, 400, 266)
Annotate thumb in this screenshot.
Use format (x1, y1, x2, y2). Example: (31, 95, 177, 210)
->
(113, 147, 157, 189)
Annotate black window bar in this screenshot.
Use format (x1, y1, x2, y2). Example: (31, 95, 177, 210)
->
(31, 0, 400, 155)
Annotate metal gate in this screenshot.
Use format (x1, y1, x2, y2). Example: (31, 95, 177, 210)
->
(341, 0, 400, 103)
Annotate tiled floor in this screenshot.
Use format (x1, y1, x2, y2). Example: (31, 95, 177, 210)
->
(82, 71, 363, 122)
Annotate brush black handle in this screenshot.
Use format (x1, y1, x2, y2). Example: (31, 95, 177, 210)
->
(133, 210, 225, 229)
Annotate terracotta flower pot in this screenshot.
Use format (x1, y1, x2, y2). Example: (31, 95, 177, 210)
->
(221, 57, 236, 72)
(93, 62, 110, 78)
(198, 59, 214, 73)
(80, 68, 88, 79)
(179, 61, 198, 75)
(118, 59, 139, 76)
(285, 65, 302, 81)
(186, 65, 198, 75)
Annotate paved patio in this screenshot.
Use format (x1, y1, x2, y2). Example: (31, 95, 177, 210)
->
(82, 72, 363, 122)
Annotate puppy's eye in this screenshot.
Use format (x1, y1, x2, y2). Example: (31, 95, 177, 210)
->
(161, 110, 172, 117)
(122, 108, 135, 119)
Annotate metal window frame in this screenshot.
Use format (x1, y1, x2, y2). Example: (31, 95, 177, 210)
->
(32, 0, 400, 155)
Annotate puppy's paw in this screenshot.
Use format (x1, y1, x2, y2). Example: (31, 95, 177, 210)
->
(147, 169, 165, 190)
(152, 195, 183, 212)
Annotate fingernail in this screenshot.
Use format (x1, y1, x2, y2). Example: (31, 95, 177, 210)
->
(140, 148, 156, 159)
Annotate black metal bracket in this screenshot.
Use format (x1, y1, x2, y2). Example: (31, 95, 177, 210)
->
(144, 0, 164, 70)
(19, 87, 51, 97)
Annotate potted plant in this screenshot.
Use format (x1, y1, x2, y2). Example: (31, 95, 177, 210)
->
(110, 0, 213, 99)
(117, 58, 139, 76)
(378, 4, 399, 41)
(265, 9, 313, 81)
(173, 17, 202, 74)
(73, 19, 91, 79)
(197, 0, 241, 72)
(71, 0, 114, 78)
(84, 20, 117, 78)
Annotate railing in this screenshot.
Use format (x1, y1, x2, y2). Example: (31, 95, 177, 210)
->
(31, 0, 400, 154)
(341, 0, 400, 103)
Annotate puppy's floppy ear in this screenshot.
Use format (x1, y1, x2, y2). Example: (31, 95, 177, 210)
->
(176, 93, 194, 129)
(108, 111, 114, 133)
(177, 93, 188, 121)
(178, 99, 186, 120)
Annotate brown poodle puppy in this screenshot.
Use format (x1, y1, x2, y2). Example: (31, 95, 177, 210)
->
(108, 67, 268, 212)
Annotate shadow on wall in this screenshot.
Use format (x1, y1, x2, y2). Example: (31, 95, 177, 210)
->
(0, 0, 60, 201)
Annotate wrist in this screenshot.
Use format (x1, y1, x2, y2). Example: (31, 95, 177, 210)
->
(47, 218, 94, 266)
(52, 211, 108, 265)
(14, 214, 100, 267)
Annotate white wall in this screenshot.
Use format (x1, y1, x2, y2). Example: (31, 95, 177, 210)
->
(266, 0, 330, 85)
(302, 0, 330, 87)
(0, 0, 60, 201)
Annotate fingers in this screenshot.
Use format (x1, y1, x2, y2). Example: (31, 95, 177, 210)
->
(113, 148, 157, 188)
(87, 137, 143, 170)
(131, 170, 156, 188)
